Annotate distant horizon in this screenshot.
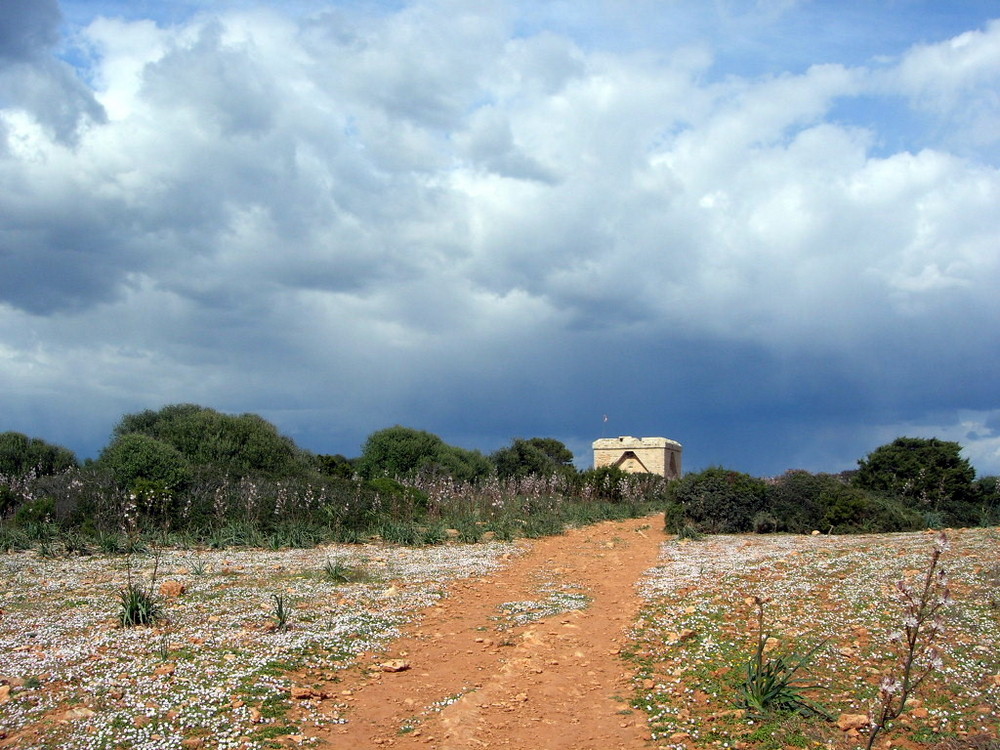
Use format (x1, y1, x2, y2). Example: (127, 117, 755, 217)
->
(5, 410, 992, 481)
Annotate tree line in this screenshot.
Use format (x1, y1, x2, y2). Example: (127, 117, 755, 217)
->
(0, 404, 662, 549)
(2, 405, 997, 550)
(665, 437, 998, 535)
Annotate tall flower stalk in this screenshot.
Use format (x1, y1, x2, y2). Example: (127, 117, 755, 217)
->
(866, 532, 952, 750)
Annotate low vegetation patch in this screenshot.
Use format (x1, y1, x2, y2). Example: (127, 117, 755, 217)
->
(0, 540, 518, 749)
(628, 528, 1000, 750)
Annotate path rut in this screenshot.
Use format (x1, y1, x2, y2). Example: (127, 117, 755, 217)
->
(302, 514, 665, 749)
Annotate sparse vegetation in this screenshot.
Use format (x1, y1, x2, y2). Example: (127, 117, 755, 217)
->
(271, 593, 291, 631)
(866, 532, 953, 749)
(738, 596, 830, 719)
(0, 540, 516, 749)
(117, 555, 163, 627)
(629, 529, 998, 749)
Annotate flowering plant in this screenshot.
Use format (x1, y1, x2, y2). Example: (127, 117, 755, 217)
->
(866, 532, 952, 749)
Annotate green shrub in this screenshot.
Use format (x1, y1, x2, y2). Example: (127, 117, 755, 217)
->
(665, 467, 767, 534)
(323, 558, 368, 583)
(117, 555, 163, 627)
(316, 453, 355, 479)
(0, 525, 31, 551)
(12, 497, 55, 527)
(739, 596, 830, 718)
(356, 425, 492, 482)
(577, 466, 630, 502)
(374, 518, 429, 546)
(271, 594, 291, 631)
(521, 513, 565, 538)
(368, 477, 429, 518)
(763, 470, 842, 533)
(492, 437, 575, 479)
(118, 581, 162, 626)
(0, 432, 78, 477)
(97, 434, 193, 494)
(853, 437, 979, 526)
(752, 511, 779, 534)
(112, 403, 311, 480)
(818, 485, 922, 534)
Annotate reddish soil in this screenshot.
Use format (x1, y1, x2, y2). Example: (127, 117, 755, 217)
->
(299, 514, 665, 749)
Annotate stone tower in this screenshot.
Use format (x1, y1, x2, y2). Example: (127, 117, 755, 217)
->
(592, 436, 682, 479)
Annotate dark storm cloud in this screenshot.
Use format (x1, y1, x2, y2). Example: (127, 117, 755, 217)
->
(1, 1, 999, 475)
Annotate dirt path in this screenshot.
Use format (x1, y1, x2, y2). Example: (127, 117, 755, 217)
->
(301, 514, 665, 749)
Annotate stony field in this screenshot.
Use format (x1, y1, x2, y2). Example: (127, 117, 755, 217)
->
(0, 526, 997, 750)
(0, 541, 520, 749)
(629, 528, 1000, 750)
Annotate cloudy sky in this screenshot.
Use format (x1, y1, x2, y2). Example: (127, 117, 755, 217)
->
(2, 0, 999, 476)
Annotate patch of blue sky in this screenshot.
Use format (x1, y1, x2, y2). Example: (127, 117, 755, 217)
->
(511, 1, 999, 80)
(58, 0, 406, 28)
(826, 93, 929, 158)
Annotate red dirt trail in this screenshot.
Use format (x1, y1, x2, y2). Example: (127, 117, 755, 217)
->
(297, 514, 666, 749)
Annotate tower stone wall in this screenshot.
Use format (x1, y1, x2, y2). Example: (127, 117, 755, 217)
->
(592, 436, 682, 479)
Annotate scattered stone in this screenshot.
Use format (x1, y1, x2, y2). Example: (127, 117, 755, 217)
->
(663, 629, 696, 644)
(837, 713, 870, 732)
(379, 659, 411, 673)
(60, 707, 96, 722)
(159, 581, 185, 597)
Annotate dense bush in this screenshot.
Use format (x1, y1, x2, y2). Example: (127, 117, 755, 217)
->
(853, 437, 979, 526)
(972, 476, 1000, 525)
(113, 404, 311, 479)
(316, 453, 355, 479)
(815, 483, 923, 533)
(0, 431, 78, 477)
(664, 467, 768, 534)
(97, 433, 194, 493)
(492, 438, 575, 479)
(761, 470, 835, 533)
(356, 425, 492, 482)
(8, 412, 999, 551)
